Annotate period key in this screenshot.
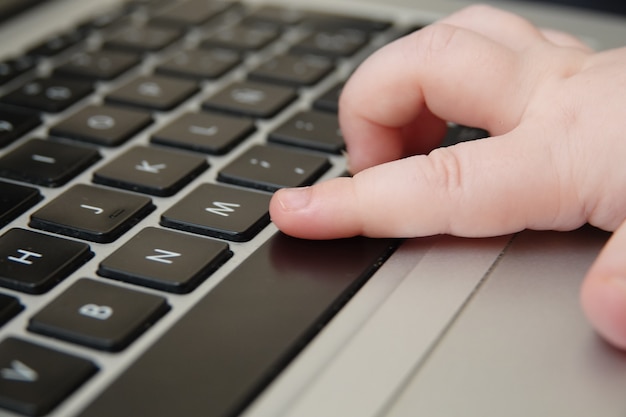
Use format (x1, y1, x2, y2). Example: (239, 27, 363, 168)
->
(218, 144, 331, 192)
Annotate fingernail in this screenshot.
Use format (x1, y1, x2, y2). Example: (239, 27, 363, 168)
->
(277, 187, 312, 211)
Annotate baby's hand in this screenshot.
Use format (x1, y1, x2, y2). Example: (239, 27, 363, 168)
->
(269, 5, 626, 350)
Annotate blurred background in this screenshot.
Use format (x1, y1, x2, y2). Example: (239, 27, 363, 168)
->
(527, 0, 626, 15)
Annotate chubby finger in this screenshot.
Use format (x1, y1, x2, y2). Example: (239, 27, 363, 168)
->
(339, 21, 526, 173)
(581, 219, 626, 349)
(270, 125, 582, 239)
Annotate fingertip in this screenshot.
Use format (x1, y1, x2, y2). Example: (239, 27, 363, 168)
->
(271, 186, 312, 213)
(269, 187, 310, 238)
(269, 179, 363, 240)
(581, 274, 626, 350)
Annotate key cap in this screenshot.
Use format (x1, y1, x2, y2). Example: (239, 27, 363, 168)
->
(77, 233, 397, 417)
(0, 337, 97, 416)
(0, 228, 93, 294)
(302, 12, 391, 32)
(0, 182, 42, 228)
(50, 104, 152, 147)
(26, 30, 84, 58)
(29, 184, 155, 243)
(98, 227, 231, 293)
(242, 6, 306, 27)
(1, 77, 93, 113)
(291, 29, 368, 58)
(161, 183, 271, 242)
(155, 49, 241, 81)
(76, 7, 129, 35)
(203, 81, 296, 119)
(106, 74, 199, 111)
(150, 0, 233, 28)
(0, 105, 41, 148)
(441, 124, 490, 147)
(28, 278, 170, 351)
(0, 138, 101, 187)
(0, 294, 22, 327)
(55, 50, 140, 81)
(200, 25, 279, 52)
(249, 54, 334, 87)
(269, 110, 344, 153)
(313, 81, 343, 113)
(151, 111, 255, 155)
(92, 145, 208, 196)
(104, 25, 182, 54)
(218, 144, 331, 192)
(0, 57, 36, 86)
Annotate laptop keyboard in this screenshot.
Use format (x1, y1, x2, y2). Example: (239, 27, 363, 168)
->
(0, 1, 484, 416)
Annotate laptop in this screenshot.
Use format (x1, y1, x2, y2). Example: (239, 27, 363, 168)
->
(0, 0, 625, 416)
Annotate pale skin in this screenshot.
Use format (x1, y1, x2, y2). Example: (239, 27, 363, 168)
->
(269, 4, 626, 350)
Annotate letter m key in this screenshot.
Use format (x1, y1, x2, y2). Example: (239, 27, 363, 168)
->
(205, 202, 241, 217)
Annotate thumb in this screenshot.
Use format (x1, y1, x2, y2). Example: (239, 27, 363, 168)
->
(581, 219, 626, 349)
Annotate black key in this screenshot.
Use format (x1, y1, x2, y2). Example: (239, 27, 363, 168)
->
(77, 7, 130, 34)
(0, 337, 97, 416)
(0, 228, 93, 294)
(77, 233, 396, 417)
(0, 294, 22, 326)
(92, 145, 208, 196)
(200, 25, 279, 52)
(218, 144, 331, 192)
(203, 81, 296, 119)
(441, 124, 490, 147)
(242, 6, 306, 27)
(55, 50, 140, 81)
(106, 75, 199, 111)
(150, 0, 233, 27)
(0, 138, 101, 187)
(0, 105, 41, 147)
(161, 183, 271, 242)
(99, 227, 231, 293)
(151, 111, 255, 155)
(269, 110, 344, 153)
(50, 105, 152, 147)
(155, 49, 240, 81)
(26, 30, 84, 58)
(28, 278, 170, 351)
(0, 181, 42, 228)
(302, 12, 391, 32)
(0, 57, 36, 86)
(249, 54, 334, 87)
(313, 81, 343, 113)
(1, 77, 93, 113)
(104, 25, 182, 54)
(291, 29, 368, 58)
(29, 184, 155, 243)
